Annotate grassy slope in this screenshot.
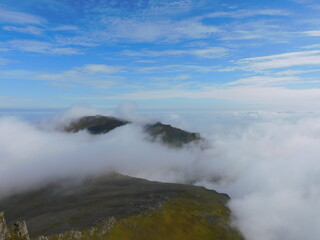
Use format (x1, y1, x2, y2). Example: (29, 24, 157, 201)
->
(0, 174, 243, 240)
(39, 188, 243, 240)
(0, 174, 187, 238)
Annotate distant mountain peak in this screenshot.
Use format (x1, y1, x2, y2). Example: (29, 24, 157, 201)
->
(144, 121, 201, 147)
(64, 115, 203, 148)
(65, 115, 129, 134)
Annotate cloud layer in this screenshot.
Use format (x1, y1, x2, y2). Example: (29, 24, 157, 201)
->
(1, 108, 320, 240)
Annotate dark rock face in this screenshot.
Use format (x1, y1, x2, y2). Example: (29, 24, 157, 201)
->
(65, 116, 129, 134)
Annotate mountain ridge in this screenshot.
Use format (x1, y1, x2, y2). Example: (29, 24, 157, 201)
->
(64, 115, 203, 147)
(0, 173, 243, 240)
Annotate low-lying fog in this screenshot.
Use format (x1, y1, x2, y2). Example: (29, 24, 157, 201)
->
(1, 105, 320, 240)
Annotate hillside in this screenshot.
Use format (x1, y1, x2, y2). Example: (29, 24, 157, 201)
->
(0, 173, 243, 240)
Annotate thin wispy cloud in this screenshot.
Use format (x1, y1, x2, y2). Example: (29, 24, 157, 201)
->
(303, 30, 320, 36)
(122, 47, 229, 59)
(36, 64, 123, 88)
(238, 50, 320, 71)
(2, 25, 43, 35)
(82, 18, 220, 43)
(2, 25, 78, 36)
(302, 43, 320, 49)
(219, 20, 292, 41)
(1, 0, 320, 109)
(63, 86, 320, 109)
(50, 25, 79, 31)
(0, 8, 45, 25)
(137, 64, 214, 73)
(207, 9, 291, 18)
(227, 76, 302, 86)
(0, 40, 82, 55)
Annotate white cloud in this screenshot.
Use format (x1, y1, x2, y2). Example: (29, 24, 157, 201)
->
(207, 9, 290, 18)
(0, 114, 207, 197)
(36, 64, 123, 88)
(58, 16, 220, 44)
(102, 18, 220, 42)
(222, 117, 320, 240)
(83, 64, 121, 74)
(219, 20, 291, 41)
(122, 47, 228, 59)
(64, 86, 320, 109)
(3, 107, 320, 240)
(138, 0, 194, 17)
(238, 50, 320, 71)
(151, 74, 192, 81)
(1, 40, 82, 55)
(303, 30, 320, 36)
(274, 69, 320, 75)
(50, 25, 79, 31)
(2, 24, 78, 36)
(227, 76, 302, 86)
(302, 43, 320, 49)
(2, 25, 43, 35)
(0, 8, 45, 25)
(137, 64, 214, 73)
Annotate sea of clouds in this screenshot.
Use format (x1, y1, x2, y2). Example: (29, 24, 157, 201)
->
(1, 104, 320, 240)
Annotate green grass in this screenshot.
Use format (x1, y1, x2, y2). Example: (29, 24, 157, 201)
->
(42, 189, 243, 240)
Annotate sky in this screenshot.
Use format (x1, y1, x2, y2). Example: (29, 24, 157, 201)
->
(1, 0, 320, 110)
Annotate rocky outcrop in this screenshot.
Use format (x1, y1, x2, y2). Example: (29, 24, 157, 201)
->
(0, 212, 30, 240)
(0, 212, 7, 240)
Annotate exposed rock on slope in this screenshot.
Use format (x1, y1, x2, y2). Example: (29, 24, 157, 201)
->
(0, 174, 243, 240)
(0, 212, 30, 240)
(65, 115, 203, 147)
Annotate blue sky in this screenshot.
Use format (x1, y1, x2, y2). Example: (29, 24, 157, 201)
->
(1, 0, 320, 110)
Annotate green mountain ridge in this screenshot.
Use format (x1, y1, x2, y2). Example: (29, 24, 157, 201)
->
(0, 173, 243, 240)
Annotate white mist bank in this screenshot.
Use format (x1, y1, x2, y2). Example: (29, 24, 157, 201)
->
(1, 107, 320, 240)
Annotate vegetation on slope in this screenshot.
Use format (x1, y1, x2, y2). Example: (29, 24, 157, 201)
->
(35, 189, 243, 240)
(0, 174, 243, 240)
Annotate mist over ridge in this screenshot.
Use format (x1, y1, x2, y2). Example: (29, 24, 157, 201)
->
(1, 106, 320, 240)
